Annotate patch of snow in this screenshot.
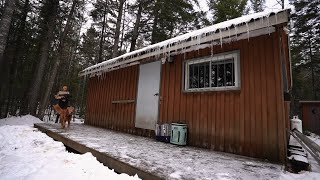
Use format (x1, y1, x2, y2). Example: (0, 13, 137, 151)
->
(169, 171, 182, 179)
(307, 133, 320, 173)
(280, 171, 320, 180)
(288, 155, 309, 164)
(0, 115, 42, 126)
(0, 116, 140, 180)
(308, 133, 320, 146)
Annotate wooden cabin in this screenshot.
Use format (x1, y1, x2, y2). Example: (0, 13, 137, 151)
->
(81, 9, 292, 163)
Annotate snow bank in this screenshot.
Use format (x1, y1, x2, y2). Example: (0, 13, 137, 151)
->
(280, 171, 320, 180)
(0, 116, 140, 180)
(0, 115, 42, 126)
(308, 133, 320, 146)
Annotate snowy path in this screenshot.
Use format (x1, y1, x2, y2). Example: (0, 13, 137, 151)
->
(0, 115, 140, 180)
(35, 122, 319, 180)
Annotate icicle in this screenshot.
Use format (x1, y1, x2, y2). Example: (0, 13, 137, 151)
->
(234, 26, 238, 40)
(268, 17, 271, 35)
(246, 22, 249, 41)
(219, 29, 223, 48)
(228, 27, 231, 43)
(211, 41, 214, 57)
(168, 44, 171, 60)
(197, 35, 201, 55)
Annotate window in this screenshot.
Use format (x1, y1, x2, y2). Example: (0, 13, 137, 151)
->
(184, 51, 240, 91)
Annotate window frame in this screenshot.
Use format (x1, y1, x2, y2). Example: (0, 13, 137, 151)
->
(183, 50, 241, 92)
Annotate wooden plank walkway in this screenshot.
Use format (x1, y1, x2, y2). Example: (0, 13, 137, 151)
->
(34, 123, 283, 180)
(34, 123, 159, 180)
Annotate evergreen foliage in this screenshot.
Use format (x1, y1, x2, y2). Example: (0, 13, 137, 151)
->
(291, 0, 320, 105)
(208, 0, 248, 23)
(250, 0, 265, 12)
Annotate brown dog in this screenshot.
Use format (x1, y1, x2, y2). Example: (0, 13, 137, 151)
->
(53, 104, 75, 129)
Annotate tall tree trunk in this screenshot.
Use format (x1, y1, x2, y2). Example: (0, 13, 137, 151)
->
(308, 37, 316, 99)
(111, 0, 125, 58)
(98, 0, 108, 64)
(0, 0, 16, 66)
(7, 0, 30, 115)
(130, 1, 142, 52)
(28, 0, 59, 115)
(38, 0, 78, 119)
(0, 0, 16, 92)
(151, 0, 160, 44)
(120, 1, 126, 51)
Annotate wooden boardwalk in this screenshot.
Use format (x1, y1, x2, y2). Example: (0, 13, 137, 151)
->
(34, 123, 283, 180)
(34, 123, 159, 180)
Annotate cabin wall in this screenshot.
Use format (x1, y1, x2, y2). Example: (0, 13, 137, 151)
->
(85, 27, 290, 162)
(159, 28, 288, 162)
(85, 65, 141, 134)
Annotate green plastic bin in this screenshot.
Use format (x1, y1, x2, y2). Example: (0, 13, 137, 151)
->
(170, 123, 187, 145)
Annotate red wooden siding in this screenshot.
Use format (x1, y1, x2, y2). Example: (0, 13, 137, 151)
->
(85, 27, 290, 162)
(85, 65, 141, 134)
(159, 29, 288, 162)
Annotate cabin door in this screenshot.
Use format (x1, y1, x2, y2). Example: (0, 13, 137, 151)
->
(135, 60, 161, 130)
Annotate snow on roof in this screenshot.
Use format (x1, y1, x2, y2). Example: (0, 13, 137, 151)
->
(80, 8, 290, 77)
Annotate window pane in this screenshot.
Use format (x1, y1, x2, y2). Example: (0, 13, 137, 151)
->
(189, 62, 210, 89)
(225, 61, 235, 86)
(204, 63, 210, 87)
(199, 62, 210, 88)
(211, 64, 217, 87)
(217, 63, 225, 87)
(189, 63, 199, 88)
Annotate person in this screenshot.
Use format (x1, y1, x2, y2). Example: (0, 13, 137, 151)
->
(54, 85, 71, 123)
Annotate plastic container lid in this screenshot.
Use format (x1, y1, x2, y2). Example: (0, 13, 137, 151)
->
(171, 122, 187, 126)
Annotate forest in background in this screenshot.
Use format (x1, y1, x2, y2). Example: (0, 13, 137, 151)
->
(0, 0, 318, 119)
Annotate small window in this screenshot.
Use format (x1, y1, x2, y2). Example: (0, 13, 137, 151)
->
(184, 51, 240, 91)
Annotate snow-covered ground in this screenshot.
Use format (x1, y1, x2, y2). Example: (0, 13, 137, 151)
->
(306, 132, 320, 174)
(308, 133, 320, 146)
(37, 121, 320, 179)
(0, 115, 140, 180)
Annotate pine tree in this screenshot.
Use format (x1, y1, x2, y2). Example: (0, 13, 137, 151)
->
(38, 0, 79, 119)
(208, 0, 248, 23)
(129, 0, 143, 52)
(0, 0, 43, 117)
(250, 0, 265, 12)
(28, 0, 59, 115)
(0, 0, 16, 66)
(80, 26, 100, 66)
(111, 0, 125, 58)
(150, 0, 197, 44)
(291, 0, 320, 100)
